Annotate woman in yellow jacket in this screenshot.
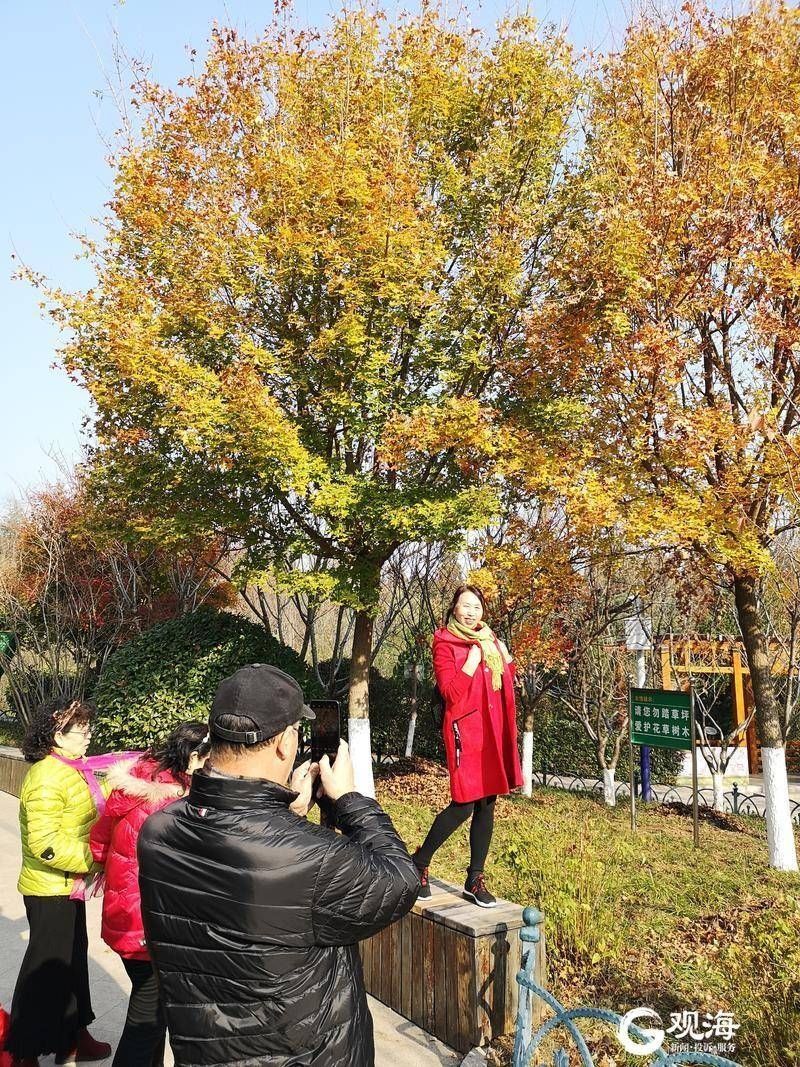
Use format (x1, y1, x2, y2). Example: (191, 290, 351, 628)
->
(7, 700, 112, 1067)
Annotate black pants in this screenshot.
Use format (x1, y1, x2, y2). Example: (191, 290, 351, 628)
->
(112, 958, 166, 1067)
(8, 896, 94, 1056)
(414, 795, 497, 872)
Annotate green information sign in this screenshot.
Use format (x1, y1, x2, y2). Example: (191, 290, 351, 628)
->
(629, 687, 693, 751)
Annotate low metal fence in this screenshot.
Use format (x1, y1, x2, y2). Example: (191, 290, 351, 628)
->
(534, 765, 800, 824)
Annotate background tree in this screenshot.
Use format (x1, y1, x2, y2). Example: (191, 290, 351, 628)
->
(0, 479, 229, 723)
(474, 502, 672, 798)
(470, 505, 585, 794)
(37, 6, 579, 793)
(520, 0, 800, 869)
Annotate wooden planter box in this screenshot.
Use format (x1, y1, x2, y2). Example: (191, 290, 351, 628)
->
(0, 746, 26, 798)
(359, 877, 545, 1054)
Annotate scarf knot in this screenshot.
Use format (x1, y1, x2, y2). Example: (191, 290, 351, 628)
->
(446, 619, 504, 691)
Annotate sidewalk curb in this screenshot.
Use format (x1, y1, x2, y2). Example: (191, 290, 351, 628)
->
(460, 1048, 489, 1066)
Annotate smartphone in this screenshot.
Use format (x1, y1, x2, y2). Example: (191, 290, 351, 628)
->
(309, 700, 341, 765)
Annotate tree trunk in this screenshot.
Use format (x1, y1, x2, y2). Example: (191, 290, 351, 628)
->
(404, 662, 418, 758)
(602, 768, 616, 807)
(522, 709, 534, 797)
(734, 573, 798, 870)
(348, 609, 375, 798)
(298, 601, 314, 664)
(712, 771, 725, 813)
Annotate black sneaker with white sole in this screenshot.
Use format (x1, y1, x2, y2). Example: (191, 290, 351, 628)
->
(464, 871, 497, 908)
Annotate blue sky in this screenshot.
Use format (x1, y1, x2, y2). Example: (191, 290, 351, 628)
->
(0, 0, 628, 509)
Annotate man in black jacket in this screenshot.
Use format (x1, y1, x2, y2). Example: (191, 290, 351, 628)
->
(137, 663, 420, 1067)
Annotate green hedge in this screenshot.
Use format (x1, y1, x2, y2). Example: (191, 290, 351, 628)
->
(93, 608, 319, 751)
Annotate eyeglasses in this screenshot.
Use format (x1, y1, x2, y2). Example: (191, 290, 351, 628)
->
(65, 722, 93, 736)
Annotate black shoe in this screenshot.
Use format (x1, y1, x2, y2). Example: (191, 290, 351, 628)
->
(464, 871, 497, 908)
(412, 852, 431, 898)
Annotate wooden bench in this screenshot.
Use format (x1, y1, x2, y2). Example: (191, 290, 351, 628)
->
(0, 746, 26, 797)
(359, 877, 546, 1054)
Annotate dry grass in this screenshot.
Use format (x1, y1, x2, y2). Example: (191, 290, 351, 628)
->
(377, 759, 800, 1067)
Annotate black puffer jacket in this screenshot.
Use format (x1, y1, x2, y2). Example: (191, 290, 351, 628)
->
(137, 769, 419, 1067)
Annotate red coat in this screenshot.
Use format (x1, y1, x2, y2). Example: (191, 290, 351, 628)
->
(90, 757, 186, 960)
(433, 627, 523, 804)
(0, 1005, 14, 1067)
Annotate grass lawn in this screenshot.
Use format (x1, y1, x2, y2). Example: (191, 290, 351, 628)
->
(377, 760, 800, 1067)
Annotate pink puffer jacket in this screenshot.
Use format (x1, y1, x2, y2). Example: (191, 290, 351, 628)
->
(90, 757, 186, 959)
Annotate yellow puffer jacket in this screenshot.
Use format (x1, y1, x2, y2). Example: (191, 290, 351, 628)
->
(17, 753, 104, 897)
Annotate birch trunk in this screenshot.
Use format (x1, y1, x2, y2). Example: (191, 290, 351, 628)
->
(522, 709, 534, 797)
(734, 574, 798, 870)
(348, 610, 375, 799)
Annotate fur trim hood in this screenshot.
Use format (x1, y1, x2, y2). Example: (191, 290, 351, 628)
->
(104, 757, 185, 817)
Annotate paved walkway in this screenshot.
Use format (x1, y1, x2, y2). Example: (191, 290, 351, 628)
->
(0, 790, 460, 1067)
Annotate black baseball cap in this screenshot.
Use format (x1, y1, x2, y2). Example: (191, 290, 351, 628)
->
(209, 664, 315, 745)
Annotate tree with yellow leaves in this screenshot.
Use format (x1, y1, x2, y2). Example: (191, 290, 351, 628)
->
(36, 7, 579, 793)
(523, 1, 800, 868)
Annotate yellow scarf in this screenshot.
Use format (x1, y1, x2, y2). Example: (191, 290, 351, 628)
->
(447, 619, 504, 691)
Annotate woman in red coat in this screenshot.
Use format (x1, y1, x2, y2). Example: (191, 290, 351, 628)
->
(90, 723, 209, 1067)
(413, 585, 522, 908)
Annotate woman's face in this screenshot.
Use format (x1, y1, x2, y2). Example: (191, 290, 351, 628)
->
(453, 591, 484, 628)
(54, 720, 92, 759)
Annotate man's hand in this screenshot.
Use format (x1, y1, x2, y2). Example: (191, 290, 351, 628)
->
(462, 643, 483, 676)
(289, 760, 320, 817)
(318, 740, 356, 803)
(496, 639, 513, 664)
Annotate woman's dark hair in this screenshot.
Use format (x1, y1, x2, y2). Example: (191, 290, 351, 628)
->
(22, 699, 96, 763)
(145, 721, 210, 785)
(444, 584, 489, 625)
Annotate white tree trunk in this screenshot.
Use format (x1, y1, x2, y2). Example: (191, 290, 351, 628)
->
(348, 717, 375, 799)
(404, 713, 417, 758)
(522, 730, 534, 797)
(761, 747, 798, 871)
(712, 771, 725, 813)
(602, 768, 616, 807)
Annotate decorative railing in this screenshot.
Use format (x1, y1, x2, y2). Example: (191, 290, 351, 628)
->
(534, 767, 800, 824)
(512, 909, 742, 1067)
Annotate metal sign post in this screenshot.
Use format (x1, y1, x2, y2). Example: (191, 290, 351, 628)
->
(690, 688, 700, 849)
(629, 720, 637, 833)
(625, 605, 653, 802)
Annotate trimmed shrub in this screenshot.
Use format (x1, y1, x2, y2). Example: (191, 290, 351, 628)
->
(93, 608, 319, 751)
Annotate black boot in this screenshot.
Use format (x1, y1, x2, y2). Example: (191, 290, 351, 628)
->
(412, 851, 431, 898)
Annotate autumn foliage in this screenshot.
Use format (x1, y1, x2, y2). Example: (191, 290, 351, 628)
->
(19, 1, 800, 855)
(0, 481, 232, 720)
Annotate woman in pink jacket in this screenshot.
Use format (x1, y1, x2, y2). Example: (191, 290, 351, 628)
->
(90, 723, 209, 1067)
(413, 585, 522, 908)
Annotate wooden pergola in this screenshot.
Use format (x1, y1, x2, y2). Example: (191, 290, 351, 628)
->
(658, 636, 759, 771)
